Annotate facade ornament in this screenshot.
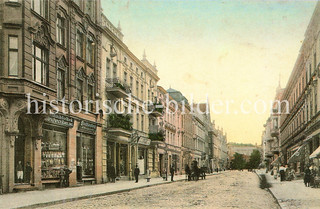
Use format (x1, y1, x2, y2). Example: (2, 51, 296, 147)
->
(28, 22, 55, 48)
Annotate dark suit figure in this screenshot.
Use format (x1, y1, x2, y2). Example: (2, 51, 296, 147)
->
(134, 165, 140, 183)
(170, 165, 175, 181)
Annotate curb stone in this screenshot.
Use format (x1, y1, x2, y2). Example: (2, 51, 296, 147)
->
(255, 171, 282, 209)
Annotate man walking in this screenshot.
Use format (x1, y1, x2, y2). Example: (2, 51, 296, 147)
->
(170, 165, 175, 181)
(134, 164, 140, 183)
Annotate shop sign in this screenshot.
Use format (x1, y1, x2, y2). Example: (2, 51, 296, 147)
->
(78, 120, 97, 134)
(138, 137, 151, 146)
(44, 114, 74, 127)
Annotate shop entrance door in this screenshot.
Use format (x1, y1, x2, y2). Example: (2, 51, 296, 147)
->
(15, 117, 25, 184)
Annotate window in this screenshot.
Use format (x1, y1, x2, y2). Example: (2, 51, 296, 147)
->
(31, 0, 49, 19)
(124, 72, 127, 84)
(130, 76, 133, 90)
(106, 58, 110, 77)
(85, 0, 94, 19)
(57, 68, 65, 99)
(56, 15, 65, 46)
(141, 84, 143, 99)
(76, 30, 84, 58)
(141, 72, 143, 78)
(141, 115, 144, 131)
(124, 57, 127, 63)
(130, 62, 133, 68)
(136, 67, 138, 73)
(87, 84, 94, 111)
(32, 44, 48, 85)
(136, 114, 139, 130)
(8, 36, 18, 76)
(113, 63, 117, 78)
(136, 81, 139, 97)
(76, 79, 83, 103)
(86, 36, 94, 64)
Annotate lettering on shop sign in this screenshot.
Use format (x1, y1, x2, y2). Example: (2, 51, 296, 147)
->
(44, 114, 74, 127)
(78, 120, 97, 134)
(138, 137, 151, 146)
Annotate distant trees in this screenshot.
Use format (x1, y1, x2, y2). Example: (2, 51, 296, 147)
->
(246, 149, 261, 169)
(230, 149, 261, 170)
(230, 153, 246, 170)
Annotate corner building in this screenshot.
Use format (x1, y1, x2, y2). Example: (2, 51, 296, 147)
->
(0, 0, 103, 193)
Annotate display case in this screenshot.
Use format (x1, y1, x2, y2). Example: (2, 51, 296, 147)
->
(41, 128, 67, 180)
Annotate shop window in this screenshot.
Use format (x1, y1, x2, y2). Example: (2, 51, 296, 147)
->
(8, 36, 18, 76)
(32, 43, 48, 85)
(31, 0, 49, 19)
(41, 127, 67, 180)
(77, 133, 95, 178)
(56, 15, 65, 46)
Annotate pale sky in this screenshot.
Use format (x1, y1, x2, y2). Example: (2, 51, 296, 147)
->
(101, 0, 317, 145)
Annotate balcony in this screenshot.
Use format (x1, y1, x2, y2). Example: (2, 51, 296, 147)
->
(107, 114, 133, 142)
(271, 128, 279, 137)
(105, 77, 131, 98)
(148, 102, 164, 117)
(149, 125, 165, 144)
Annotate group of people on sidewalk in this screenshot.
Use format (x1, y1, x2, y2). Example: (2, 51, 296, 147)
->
(303, 165, 319, 188)
(269, 164, 320, 188)
(270, 164, 295, 182)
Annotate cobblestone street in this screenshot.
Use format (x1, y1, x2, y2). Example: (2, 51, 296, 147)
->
(44, 171, 279, 209)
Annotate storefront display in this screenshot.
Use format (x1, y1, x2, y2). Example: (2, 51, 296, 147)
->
(77, 132, 95, 178)
(41, 127, 67, 180)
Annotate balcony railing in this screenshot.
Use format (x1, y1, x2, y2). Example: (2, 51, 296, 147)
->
(149, 125, 165, 142)
(105, 77, 131, 98)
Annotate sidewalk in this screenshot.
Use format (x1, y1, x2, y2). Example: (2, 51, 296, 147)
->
(256, 170, 320, 209)
(0, 173, 218, 209)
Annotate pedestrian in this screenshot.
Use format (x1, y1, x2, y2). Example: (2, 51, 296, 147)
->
(59, 167, 65, 188)
(304, 167, 311, 187)
(110, 164, 116, 183)
(279, 165, 285, 182)
(134, 164, 140, 183)
(64, 166, 72, 187)
(185, 164, 191, 181)
(170, 165, 175, 181)
(25, 162, 32, 184)
(16, 161, 23, 183)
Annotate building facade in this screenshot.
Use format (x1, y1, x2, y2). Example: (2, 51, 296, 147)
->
(100, 13, 160, 181)
(0, 0, 103, 193)
(279, 2, 320, 174)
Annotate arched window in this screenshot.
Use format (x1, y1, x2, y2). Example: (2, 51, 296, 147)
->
(57, 55, 68, 99)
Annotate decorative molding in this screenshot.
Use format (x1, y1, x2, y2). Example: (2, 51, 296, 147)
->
(28, 22, 55, 48)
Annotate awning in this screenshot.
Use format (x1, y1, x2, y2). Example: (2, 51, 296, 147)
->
(271, 157, 280, 165)
(309, 146, 320, 159)
(288, 145, 305, 164)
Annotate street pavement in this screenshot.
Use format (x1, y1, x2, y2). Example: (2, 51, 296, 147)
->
(256, 169, 320, 209)
(0, 174, 194, 209)
(44, 171, 278, 209)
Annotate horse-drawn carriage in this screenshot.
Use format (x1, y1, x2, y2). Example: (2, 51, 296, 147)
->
(186, 161, 207, 181)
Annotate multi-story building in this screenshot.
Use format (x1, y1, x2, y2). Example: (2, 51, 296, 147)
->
(0, 0, 103, 193)
(100, 13, 160, 181)
(261, 83, 284, 170)
(279, 2, 320, 174)
(156, 86, 182, 175)
(166, 88, 194, 172)
(228, 143, 259, 165)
